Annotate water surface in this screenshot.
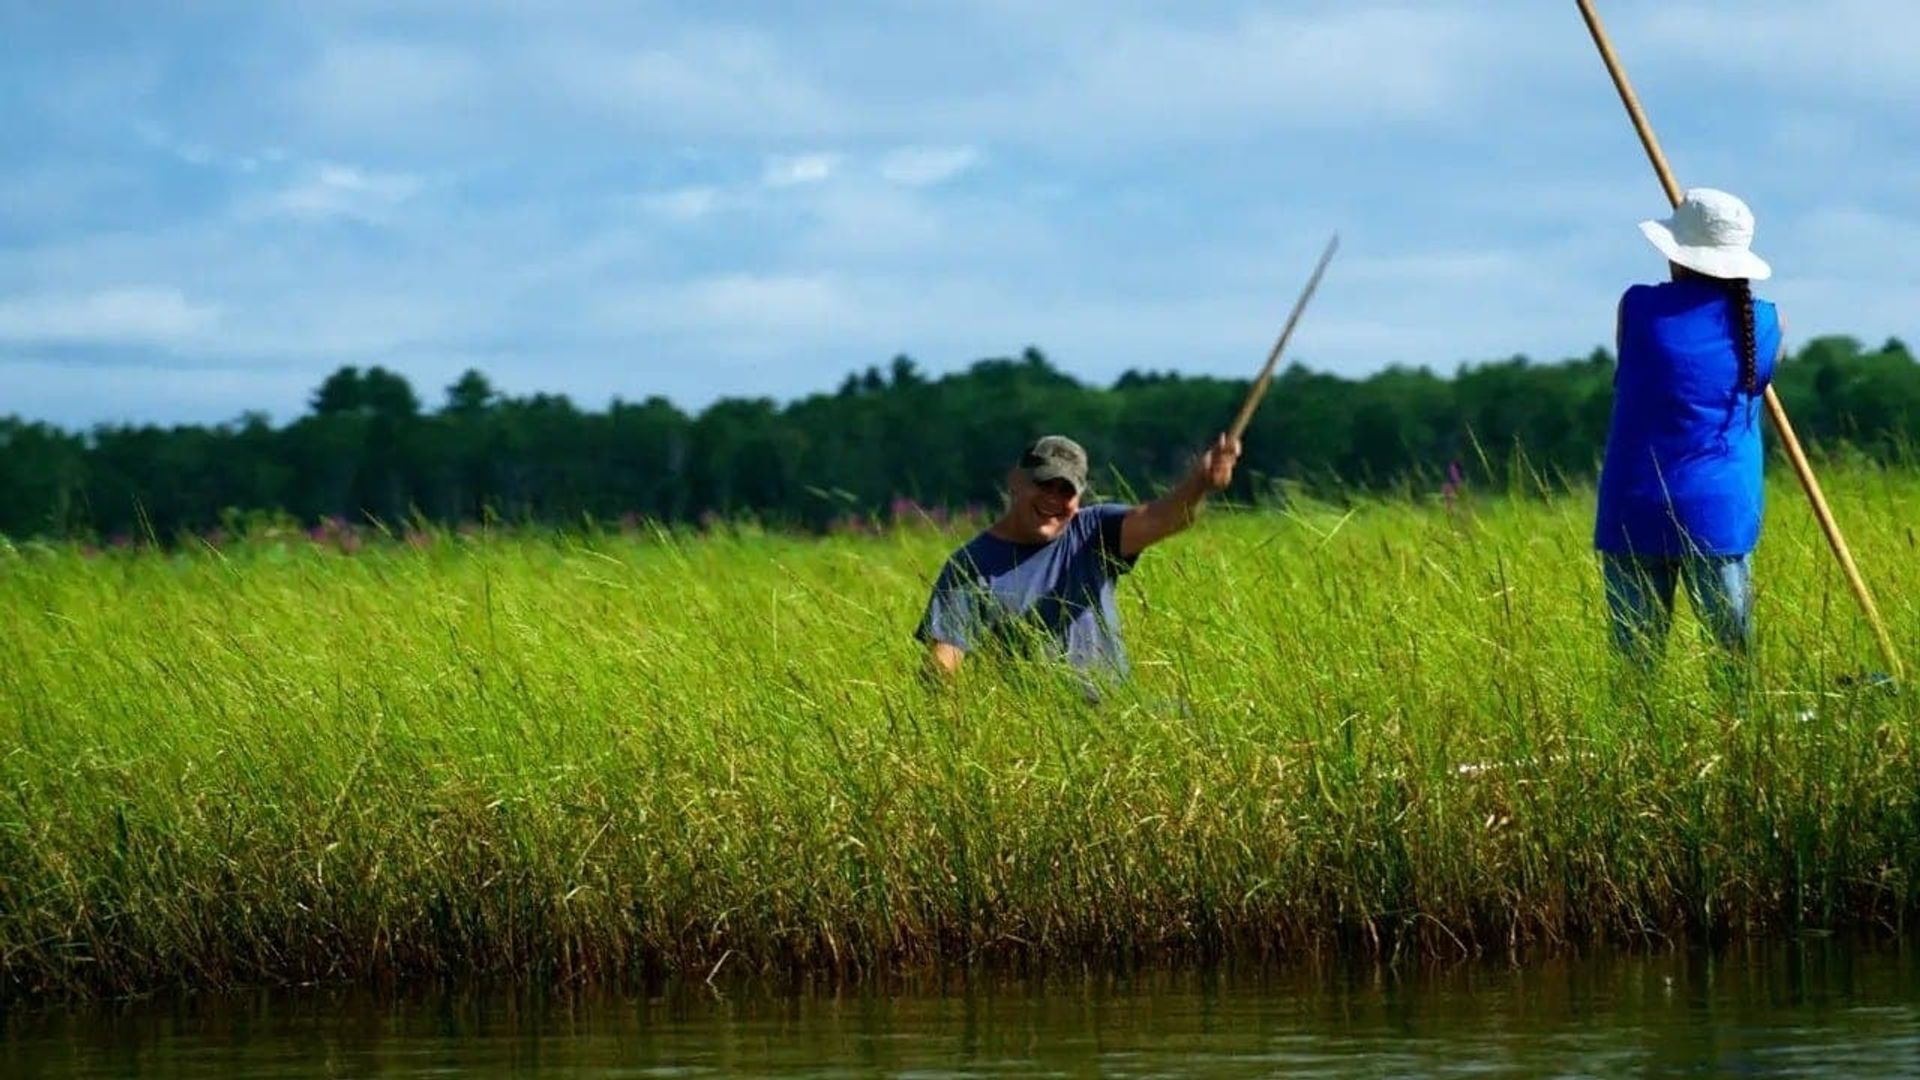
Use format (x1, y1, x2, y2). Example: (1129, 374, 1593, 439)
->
(8, 943, 1918, 1077)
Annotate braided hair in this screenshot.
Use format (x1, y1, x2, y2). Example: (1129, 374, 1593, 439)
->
(1719, 276, 1758, 394)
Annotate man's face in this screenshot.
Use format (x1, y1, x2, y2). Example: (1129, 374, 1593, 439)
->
(1007, 470, 1081, 542)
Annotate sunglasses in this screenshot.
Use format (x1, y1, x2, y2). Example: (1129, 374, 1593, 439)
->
(1032, 477, 1079, 500)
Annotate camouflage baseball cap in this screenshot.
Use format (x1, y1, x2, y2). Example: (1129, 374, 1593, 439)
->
(1018, 434, 1089, 495)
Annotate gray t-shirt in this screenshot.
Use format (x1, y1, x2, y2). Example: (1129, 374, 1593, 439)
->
(916, 503, 1137, 677)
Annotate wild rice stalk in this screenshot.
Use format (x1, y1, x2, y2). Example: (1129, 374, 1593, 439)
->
(2, 468, 1917, 999)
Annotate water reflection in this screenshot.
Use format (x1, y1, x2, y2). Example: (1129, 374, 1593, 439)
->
(7, 942, 1917, 1077)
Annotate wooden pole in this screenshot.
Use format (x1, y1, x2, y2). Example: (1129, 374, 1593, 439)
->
(1575, 0, 1904, 681)
(1227, 233, 1340, 443)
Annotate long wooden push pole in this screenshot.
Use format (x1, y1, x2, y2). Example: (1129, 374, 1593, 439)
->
(1575, 0, 1904, 681)
(1226, 233, 1339, 443)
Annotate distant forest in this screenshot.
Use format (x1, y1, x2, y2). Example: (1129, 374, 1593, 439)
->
(3, 335, 1918, 540)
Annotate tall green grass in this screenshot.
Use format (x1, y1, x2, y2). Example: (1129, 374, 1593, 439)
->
(3, 467, 1919, 999)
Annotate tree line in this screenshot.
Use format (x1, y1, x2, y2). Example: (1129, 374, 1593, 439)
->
(2, 335, 1917, 541)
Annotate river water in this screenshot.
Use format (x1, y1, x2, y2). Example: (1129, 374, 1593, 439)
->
(8, 943, 1918, 1077)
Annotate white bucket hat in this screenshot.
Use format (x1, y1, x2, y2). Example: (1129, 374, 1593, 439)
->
(1639, 187, 1771, 281)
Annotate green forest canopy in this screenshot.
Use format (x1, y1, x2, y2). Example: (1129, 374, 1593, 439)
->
(2, 335, 1917, 540)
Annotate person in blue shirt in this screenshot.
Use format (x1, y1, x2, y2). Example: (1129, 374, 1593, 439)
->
(1595, 187, 1785, 670)
(918, 432, 1240, 685)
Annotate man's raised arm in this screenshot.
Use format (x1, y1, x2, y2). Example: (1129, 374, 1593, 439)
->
(1119, 433, 1241, 558)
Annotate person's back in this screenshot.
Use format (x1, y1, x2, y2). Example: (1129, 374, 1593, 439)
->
(1592, 187, 1784, 672)
(1596, 276, 1781, 558)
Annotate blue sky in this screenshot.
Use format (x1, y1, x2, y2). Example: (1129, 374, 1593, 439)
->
(3, 1, 1916, 428)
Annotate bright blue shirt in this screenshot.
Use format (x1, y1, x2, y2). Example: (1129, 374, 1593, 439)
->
(1595, 279, 1781, 557)
(917, 503, 1137, 677)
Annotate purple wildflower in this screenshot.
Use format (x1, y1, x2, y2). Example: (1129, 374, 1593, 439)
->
(1441, 459, 1465, 511)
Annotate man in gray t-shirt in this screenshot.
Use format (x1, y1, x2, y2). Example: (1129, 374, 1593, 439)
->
(917, 432, 1240, 682)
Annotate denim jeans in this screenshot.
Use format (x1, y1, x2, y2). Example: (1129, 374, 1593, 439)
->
(1601, 551, 1754, 669)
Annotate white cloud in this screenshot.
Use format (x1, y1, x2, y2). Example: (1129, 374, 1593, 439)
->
(638, 185, 721, 222)
(1767, 110, 1867, 162)
(1343, 248, 1528, 288)
(792, 182, 951, 259)
(135, 122, 216, 167)
(675, 273, 852, 331)
(692, 272, 842, 318)
(762, 152, 839, 188)
(984, 5, 1496, 142)
(297, 39, 485, 136)
(266, 163, 425, 223)
(552, 30, 847, 137)
(879, 146, 980, 187)
(1770, 204, 1920, 339)
(5, 1, 1918, 431)
(0, 287, 218, 345)
(0, 357, 322, 428)
(0, 163, 130, 233)
(1640, 1, 1920, 101)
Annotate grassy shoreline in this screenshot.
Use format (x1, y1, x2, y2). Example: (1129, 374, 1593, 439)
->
(4, 470, 1919, 1000)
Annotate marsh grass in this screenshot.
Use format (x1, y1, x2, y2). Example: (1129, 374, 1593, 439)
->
(3, 468, 1919, 999)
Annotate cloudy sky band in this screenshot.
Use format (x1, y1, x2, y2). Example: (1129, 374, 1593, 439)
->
(1, 1, 1913, 427)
